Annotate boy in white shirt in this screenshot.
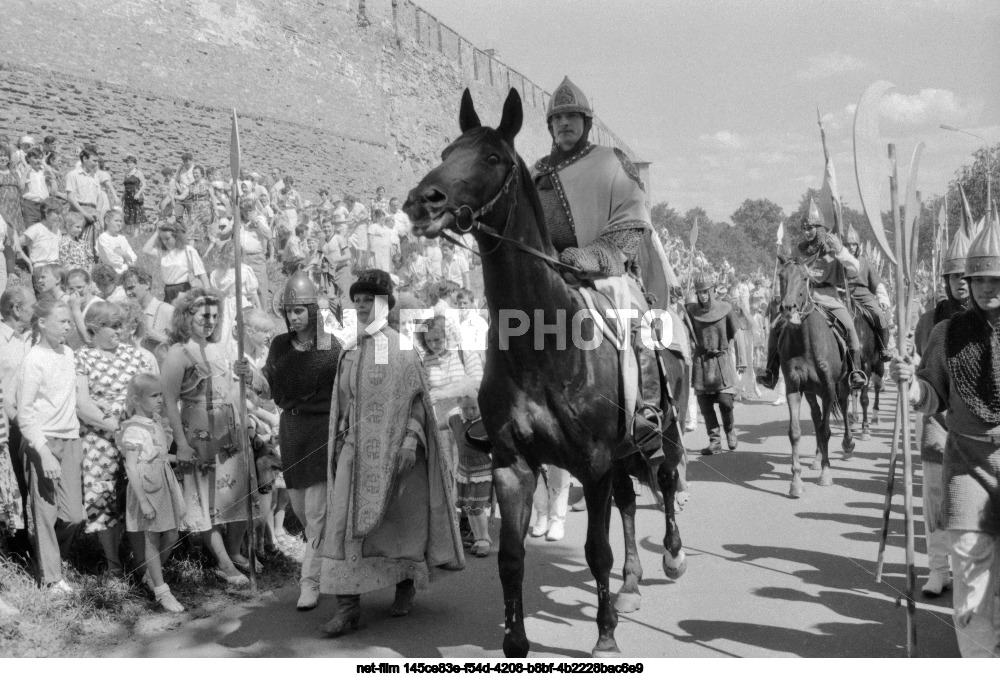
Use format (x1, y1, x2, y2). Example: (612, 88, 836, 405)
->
(20, 198, 63, 267)
(21, 148, 49, 226)
(96, 208, 137, 275)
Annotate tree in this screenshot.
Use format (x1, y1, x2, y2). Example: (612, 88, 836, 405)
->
(730, 198, 786, 253)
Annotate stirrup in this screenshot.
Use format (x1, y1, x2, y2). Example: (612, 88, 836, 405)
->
(849, 369, 868, 388)
(632, 404, 664, 466)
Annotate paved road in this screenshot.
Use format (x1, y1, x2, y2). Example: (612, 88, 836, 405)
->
(110, 385, 960, 658)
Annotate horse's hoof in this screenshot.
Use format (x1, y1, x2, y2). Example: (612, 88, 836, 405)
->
(502, 636, 530, 659)
(789, 477, 804, 497)
(592, 643, 621, 658)
(809, 457, 821, 472)
(819, 469, 834, 487)
(843, 439, 856, 454)
(859, 431, 870, 442)
(614, 592, 642, 614)
(663, 550, 687, 580)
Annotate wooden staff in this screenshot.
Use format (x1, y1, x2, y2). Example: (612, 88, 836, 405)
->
(888, 143, 916, 656)
(684, 216, 699, 299)
(875, 404, 902, 581)
(230, 110, 257, 592)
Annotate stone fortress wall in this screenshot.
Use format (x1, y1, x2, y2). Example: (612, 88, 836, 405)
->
(0, 0, 639, 201)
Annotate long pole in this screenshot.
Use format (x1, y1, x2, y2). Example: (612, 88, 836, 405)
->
(230, 110, 257, 592)
(875, 404, 902, 581)
(888, 143, 916, 656)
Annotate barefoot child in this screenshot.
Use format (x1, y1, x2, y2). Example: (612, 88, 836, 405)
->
(119, 372, 186, 613)
(448, 385, 494, 557)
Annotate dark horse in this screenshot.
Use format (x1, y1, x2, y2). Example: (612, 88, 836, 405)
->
(850, 304, 884, 440)
(404, 89, 688, 657)
(775, 257, 855, 497)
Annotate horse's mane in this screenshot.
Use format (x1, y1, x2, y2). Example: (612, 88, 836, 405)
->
(513, 153, 551, 248)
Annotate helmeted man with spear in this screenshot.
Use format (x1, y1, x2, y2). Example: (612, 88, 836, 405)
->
(758, 197, 868, 390)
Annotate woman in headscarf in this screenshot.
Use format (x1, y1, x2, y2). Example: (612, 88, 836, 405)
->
(319, 269, 464, 637)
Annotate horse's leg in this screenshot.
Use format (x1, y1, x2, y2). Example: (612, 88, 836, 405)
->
(873, 371, 883, 425)
(493, 455, 537, 658)
(815, 392, 836, 487)
(658, 458, 687, 579)
(584, 472, 620, 658)
(805, 393, 823, 472)
(612, 463, 642, 613)
(859, 381, 871, 441)
(840, 380, 856, 458)
(788, 391, 805, 497)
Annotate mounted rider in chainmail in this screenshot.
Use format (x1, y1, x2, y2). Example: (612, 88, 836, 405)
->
(532, 76, 677, 461)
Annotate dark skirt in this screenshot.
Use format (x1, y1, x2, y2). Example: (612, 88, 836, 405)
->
(277, 410, 330, 490)
(163, 281, 191, 304)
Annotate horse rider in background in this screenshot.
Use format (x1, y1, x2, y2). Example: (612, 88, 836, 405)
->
(843, 225, 892, 362)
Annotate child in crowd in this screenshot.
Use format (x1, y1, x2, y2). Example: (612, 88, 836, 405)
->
(65, 267, 99, 349)
(92, 263, 127, 303)
(20, 198, 63, 267)
(282, 223, 309, 275)
(449, 386, 494, 558)
(96, 208, 137, 275)
(16, 298, 85, 593)
(32, 263, 68, 303)
(118, 372, 186, 613)
(59, 213, 93, 272)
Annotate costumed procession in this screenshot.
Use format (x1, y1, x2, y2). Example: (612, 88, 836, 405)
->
(0, 1, 998, 662)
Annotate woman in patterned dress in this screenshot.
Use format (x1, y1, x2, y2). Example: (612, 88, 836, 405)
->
(0, 147, 24, 235)
(75, 301, 154, 575)
(160, 289, 261, 586)
(186, 166, 214, 254)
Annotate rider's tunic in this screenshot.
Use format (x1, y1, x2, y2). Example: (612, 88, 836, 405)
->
(797, 236, 861, 350)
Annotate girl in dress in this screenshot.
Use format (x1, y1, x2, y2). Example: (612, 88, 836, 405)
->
(119, 372, 186, 613)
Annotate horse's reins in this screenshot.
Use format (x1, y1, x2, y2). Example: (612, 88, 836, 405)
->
(436, 146, 584, 276)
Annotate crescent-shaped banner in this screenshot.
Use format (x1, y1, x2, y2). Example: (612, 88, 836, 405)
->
(903, 142, 925, 279)
(853, 81, 898, 267)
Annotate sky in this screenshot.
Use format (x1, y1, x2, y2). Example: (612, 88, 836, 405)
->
(417, 0, 1000, 222)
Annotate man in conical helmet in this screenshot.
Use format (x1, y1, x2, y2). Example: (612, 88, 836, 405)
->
(532, 76, 677, 460)
(261, 269, 339, 611)
(843, 224, 892, 361)
(890, 209, 1000, 656)
(758, 197, 867, 389)
(908, 216, 975, 600)
(685, 271, 745, 455)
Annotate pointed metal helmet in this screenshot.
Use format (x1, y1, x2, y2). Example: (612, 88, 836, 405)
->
(546, 76, 593, 121)
(804, 197, 826, 229)
(282, 268, 318, 307)
(942, 227, 973, 276)
(845, 224, 861, 246)
(964, 210, 1000, 278)
(693, 271, 714, 292)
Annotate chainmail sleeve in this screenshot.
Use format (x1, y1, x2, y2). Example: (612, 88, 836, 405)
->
(559, 228, 644, 276)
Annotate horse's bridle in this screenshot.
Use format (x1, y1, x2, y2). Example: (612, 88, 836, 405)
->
(779, 257, 818, 321)
(436, 143, 584, 276)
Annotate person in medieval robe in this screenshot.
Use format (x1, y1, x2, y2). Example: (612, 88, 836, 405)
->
(532, 75, 677, 458)
(891, 214, 1000, 657)
(758, 198, 867, 390)
(910, 223, 975, 599)
(843, 225, 892, 361)
(686, 273, 745, 454)
(319, 269, 464, 638)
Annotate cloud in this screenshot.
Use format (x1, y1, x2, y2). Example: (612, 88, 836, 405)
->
(880, 88, 976, 126)
(796, 52, 866, 80)
(699, 130, 747, 149)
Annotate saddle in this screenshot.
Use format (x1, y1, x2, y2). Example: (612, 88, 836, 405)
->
(779, 304, 849, 366)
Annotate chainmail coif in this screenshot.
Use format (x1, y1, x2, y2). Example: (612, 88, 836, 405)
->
(946, 306, 1000, 425)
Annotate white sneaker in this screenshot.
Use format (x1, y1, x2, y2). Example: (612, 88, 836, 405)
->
(156, 588, 186, 614)
(772, 398, 786, 406)
(297, 582, 320, 611)
(921, 570, 952, 598)
(48, 579, 75, 595)
(546, 522, 565, 542)
(529, 520, 548, 538)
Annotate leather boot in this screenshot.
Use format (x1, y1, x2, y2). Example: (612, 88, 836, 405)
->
(390, 579, 416, 617)
(633, 342, 665, 464)
(848, 349, 868, 389)
(756, 323, 781, 390)
(320, 595, 361, 637)
(877, 325, 893, 362)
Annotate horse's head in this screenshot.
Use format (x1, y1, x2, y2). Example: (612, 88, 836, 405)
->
(777, 255, 813, 325)
(404, 88, 523, 239)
